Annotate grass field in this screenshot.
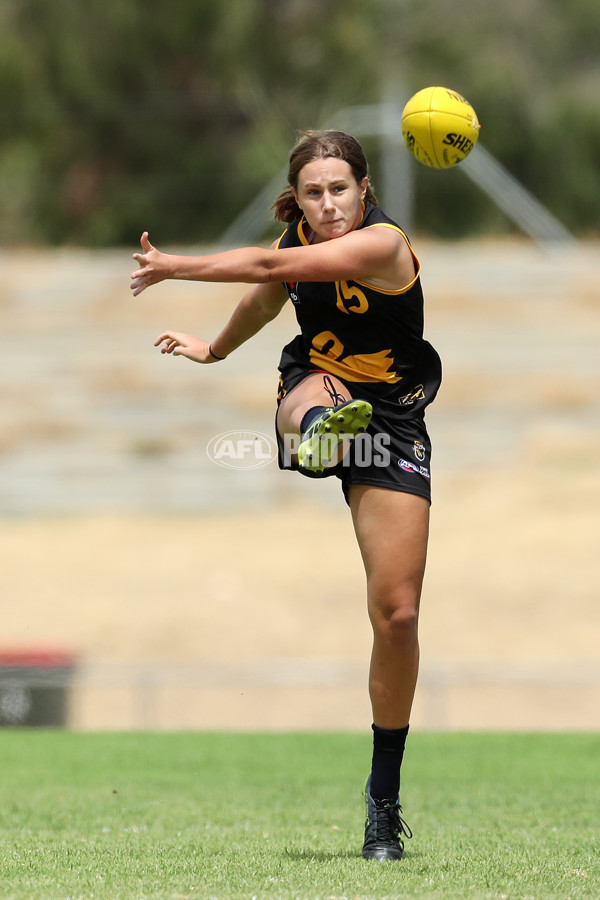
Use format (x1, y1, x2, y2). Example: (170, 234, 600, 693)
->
(0, 732, 598, 900)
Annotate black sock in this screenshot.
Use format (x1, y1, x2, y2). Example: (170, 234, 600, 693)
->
(299, 406, 327, 435)
(369, 723, 410, 801)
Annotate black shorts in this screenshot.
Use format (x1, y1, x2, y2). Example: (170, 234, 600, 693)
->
(275, 369, 433, 505)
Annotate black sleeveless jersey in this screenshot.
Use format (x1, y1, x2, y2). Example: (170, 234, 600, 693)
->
(276, 202, 441, 419)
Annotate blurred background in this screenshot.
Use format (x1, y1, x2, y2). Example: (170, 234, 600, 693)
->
(0, 0, 598, 731)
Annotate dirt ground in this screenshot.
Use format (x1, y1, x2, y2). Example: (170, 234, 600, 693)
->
(1, 241, 599, 731)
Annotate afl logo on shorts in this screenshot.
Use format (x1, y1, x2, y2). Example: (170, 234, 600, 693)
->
(399, 457, 430, 479)
(413, 440, 426, 462)
(398, 458, 420, 474)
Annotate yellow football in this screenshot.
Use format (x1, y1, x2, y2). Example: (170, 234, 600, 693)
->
(401, 86, 480, 169)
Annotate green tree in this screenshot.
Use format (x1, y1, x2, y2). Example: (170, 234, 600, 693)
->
(0, 0, 598, 244)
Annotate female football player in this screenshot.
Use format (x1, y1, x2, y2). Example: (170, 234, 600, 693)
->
(130, 130, 441, 860)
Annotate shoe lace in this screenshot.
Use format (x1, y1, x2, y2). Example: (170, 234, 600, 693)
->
(375, 800, 413, 844)
(323, 375, 346, 407)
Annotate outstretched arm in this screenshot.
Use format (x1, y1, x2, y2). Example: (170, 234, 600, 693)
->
(131, 232, 280, 297)
(131, 225, 415, 296)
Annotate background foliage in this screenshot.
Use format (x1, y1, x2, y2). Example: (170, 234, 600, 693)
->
(0, 0, 598, 245)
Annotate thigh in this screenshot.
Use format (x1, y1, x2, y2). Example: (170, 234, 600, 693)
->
(276, 371, 351, 437)
(349, 484, 430, 616)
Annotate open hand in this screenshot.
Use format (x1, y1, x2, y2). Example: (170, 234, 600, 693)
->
(131, 232, 170, 296)
(154, 331, 216, 364)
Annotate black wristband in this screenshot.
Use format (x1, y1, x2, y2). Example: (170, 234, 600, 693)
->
(208, 344, 227, 361)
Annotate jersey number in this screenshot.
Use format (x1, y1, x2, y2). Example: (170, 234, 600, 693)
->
(335, 281, 369, 315)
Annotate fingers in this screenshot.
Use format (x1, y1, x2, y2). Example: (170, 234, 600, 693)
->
(130, 277, 146, 297)
(154, 332, 185, 355)
(130, 256, 147, 295)
(130, 278, 150, 297)
(131, 232, 153, 268)
(130, 232, 161, 296)
(156, 340, 178, 354)
(154, 331, 180, 347)
(153, 331, 210, 364)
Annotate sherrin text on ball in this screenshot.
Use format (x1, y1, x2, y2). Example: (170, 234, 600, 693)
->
(401, 86, 480, 169)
